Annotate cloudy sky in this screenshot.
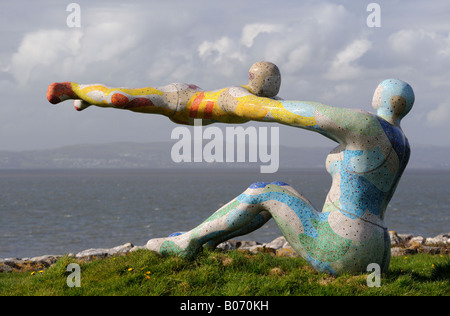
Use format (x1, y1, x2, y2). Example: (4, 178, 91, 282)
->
(1, 0, 450, 151)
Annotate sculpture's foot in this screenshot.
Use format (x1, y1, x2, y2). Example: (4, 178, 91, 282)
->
(146, 235, 201, 260)
(47, 82, 77, 104)
(74, 100, 92, 111)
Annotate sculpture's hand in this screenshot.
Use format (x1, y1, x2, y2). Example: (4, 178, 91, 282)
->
(48, 82, 94, 111)
(47, 82, 78, 104)
(73, 100, 92, 112)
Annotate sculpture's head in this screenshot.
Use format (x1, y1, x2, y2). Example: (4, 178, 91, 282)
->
(372, 79, 415, 125)
(247, 61, 281, 98)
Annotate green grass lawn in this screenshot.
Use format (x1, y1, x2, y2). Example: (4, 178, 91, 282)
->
(0, 249, 448, 296)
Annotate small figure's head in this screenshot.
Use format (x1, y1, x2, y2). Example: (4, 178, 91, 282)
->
(372, 79, 414, 125)
(247, 61, 281, 98)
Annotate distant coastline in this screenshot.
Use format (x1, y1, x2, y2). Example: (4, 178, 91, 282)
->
(0, 142, 449, 170)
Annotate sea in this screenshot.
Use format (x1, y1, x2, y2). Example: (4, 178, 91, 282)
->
(0, 168, 449, 259)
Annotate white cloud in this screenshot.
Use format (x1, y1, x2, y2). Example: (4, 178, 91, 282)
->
(388, 29, 450, 63)
(240, 23, 283, 48)
(9, 29, 82, 85)
(7, 8, 146, 86)
(426, 103, 450, 126)
(325, 39, 372, 81)
(197, 23, 283, 65)
(198, 36, 243, 63)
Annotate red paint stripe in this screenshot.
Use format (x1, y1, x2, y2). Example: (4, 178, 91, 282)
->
(204, 101, 214, 119)
(189, 92, 204, 118)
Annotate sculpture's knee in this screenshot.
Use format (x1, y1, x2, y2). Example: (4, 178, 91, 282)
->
(270, 181, 290, 187)
(248, 181, 290, 189)
(249, 181, 270, 189)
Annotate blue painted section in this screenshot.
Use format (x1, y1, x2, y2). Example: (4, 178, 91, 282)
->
(236, 190, 329, 238)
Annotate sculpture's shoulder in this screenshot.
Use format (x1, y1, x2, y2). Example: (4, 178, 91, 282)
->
(315, 107, 385, 145)
(375, 117, 411, 167)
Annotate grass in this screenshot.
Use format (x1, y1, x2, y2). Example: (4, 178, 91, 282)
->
(0, 249, 449, 296)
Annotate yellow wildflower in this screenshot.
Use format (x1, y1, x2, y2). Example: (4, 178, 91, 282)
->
(127, 268, 133, 272)
(30, 271, 35, 276)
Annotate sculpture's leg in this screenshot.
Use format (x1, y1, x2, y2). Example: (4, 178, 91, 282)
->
(202, 210, 272, 250)
(146, 181, 332, 272)
(146, 183, 274, 259)
(202, 181, 305, 249)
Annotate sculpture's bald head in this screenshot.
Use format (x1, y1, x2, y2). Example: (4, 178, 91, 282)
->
(247, 61, 281, 98)
(372, 79, 414, 124)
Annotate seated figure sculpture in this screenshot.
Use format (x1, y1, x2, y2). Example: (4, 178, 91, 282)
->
(47, 61, 414, 275)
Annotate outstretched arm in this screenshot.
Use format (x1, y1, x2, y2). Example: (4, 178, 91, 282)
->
(47, 82, 373, 145)
(218, 87, 382, 146)
(47, 82, 192, 116)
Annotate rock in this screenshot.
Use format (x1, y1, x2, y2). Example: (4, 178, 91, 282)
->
(75, 242, 134, 259)
(75, 249, 109, 259)
(409, 236, 425, 245)
(250, 245, 277, 255)
(232, 236, 297, 257)
(397, 234, 414, 246)
(2, 258, 23, 270)
(130, 245, 146, 252)
(265, 236, 289, 250)
(418, 246, 442, 255)
(238, 240, 261, 248)
(425, 234, 450, 246)
(27, 255, 61, 266)
(276, 247, 298, 257)
(391, 247, 418, 256)
(0, 263, 13, 273)
(389, 231, 402, 246)
(0, 257, 51, 272)
(216, 240, 239, 251)
(109, 242, 134, 254)
(387, 232, 449, 255)
(216, 240, 261, 251)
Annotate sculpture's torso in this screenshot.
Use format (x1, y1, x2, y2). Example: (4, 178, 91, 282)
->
(310, 116, 411, 274)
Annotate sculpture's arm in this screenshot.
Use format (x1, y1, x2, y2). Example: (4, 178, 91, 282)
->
(47, 82, 373, 145)
(224, 88, 384, 146)
(214, 89, 344, 144)
(47, 82, 251, 125)
(47, 82, 190, 117)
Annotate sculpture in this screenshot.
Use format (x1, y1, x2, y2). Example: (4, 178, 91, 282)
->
(47, 61, 414, 275)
